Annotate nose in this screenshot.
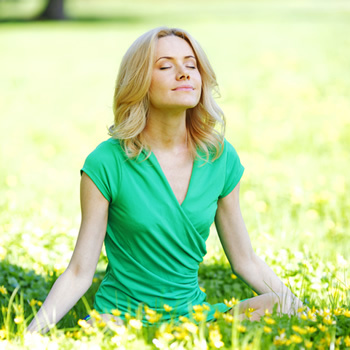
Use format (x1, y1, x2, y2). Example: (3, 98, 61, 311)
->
(176, 69, 190, 80)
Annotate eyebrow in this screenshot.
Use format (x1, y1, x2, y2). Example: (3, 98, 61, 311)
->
(155, 55, 196, 63)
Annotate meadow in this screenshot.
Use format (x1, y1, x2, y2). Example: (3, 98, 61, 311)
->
(0, 0, 350, 348)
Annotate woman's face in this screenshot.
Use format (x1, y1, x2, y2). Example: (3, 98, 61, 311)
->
(149, 35, 202, 114)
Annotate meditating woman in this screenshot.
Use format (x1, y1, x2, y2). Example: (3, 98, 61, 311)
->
(28, 26, 302, 333)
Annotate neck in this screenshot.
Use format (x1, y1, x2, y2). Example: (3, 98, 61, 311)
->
(143, 108, 188, 152)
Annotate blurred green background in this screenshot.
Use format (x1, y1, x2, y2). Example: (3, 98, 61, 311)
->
(1, 0, 349, 284)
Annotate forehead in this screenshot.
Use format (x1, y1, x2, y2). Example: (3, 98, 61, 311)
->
(155, 36, 195, 59)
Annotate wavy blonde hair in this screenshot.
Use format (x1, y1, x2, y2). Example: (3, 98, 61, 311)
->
(109, 26, 225, 161)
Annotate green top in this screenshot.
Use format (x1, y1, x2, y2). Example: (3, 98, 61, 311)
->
(81, 138, 244, 324)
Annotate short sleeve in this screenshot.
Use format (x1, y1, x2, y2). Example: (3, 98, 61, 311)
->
(80, 141, 121, 203)
(219, 140, 244, 198)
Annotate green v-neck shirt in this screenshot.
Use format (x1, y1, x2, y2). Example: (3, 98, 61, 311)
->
(81, 138, 244, 324)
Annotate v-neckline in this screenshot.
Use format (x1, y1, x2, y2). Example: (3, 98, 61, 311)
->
(149, 152, 195, 207)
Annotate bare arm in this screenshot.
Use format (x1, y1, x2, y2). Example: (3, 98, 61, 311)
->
(27, 173, 109, 333)
(215, 181, 302, 311)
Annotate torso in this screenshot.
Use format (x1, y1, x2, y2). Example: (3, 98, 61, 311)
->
(152, 148, 193, 205)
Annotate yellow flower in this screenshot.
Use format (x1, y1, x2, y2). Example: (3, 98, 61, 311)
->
(14, 315, 24, 324)
(305, 326, 317, 334)
(209, 326, 224, 348)
(78, 319, 91, 329)
(129, 319, 142, 330)
(237, 325, 246, 333)
(343, 309, 350, 317)
(29, 299, 37, 307)
(264, 309, 271, 316)
(203, 304, 210, 311)
(162, 332, 175, 342)
(304, 340, 313, 349)
(199, 286, 206, 293)
(163, 304, 173, 312)
(263, 326, 272, 334)
(193, 305, 203, 312)
(344, 336, 350, 347)
(37, 301, 42, 306)
(124, 312, 131, 319)
(231, 274, 237, 279)
(183, 322, 198, 334)
(0, 286, 8, 295)
(111, 309, 121, 317)
(245, 307, 255, 318)
(317, 324, 328, 332)
(214, 310, 221, 319)
(193, 312, 206, 322)
(224, 297, 239, 308)
(292, 325, 307, 335)
(333, 308, 343, 316)
(0, 329, 6, 340)
(179, 316, 189, 323)
(90, 309, 102, 321)
(264, 317, 276, 325)
(290, 334, 303, 344)
(323, 316, 334, 325)
(222, 313, 234, 323)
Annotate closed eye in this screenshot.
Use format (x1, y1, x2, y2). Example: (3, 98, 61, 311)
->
(160, 67, 171, 70)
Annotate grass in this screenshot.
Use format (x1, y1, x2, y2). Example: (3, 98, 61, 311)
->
(1, 0, 350, 348)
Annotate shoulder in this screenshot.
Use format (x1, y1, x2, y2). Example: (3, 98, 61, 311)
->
(86, 138, 126, 162)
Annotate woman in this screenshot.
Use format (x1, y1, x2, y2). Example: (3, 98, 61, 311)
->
(28, 27, 302, 333)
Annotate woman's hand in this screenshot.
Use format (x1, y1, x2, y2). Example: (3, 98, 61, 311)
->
(215, 181, 304, 318)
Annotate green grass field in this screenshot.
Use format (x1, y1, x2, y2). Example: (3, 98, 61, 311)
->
(1, 0, 350, 348)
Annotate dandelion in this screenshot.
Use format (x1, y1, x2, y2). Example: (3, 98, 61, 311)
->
(37, 301, 42, 306)
(263, 326, 272, 334)
(231, 274, 237, 279)
(29, 299, 37, 307)
(264, 309, 272, 316)
(129, 319, 142, 330)
(0, 286, 8, 295)
(163, 304, 173, 312)
(199, 286, 206, 293)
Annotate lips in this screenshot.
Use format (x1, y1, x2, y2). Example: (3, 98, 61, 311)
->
(172, 85, 194, 91)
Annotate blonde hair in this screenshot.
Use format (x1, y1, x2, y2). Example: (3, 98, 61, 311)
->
(109, 26, 225, 161)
